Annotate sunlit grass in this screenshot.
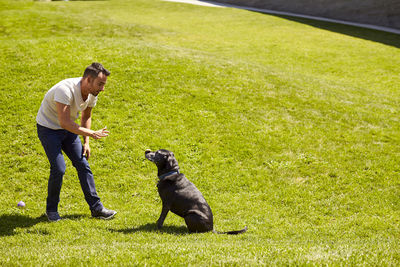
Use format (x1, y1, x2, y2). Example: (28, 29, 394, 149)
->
(0, 0, 399, 265)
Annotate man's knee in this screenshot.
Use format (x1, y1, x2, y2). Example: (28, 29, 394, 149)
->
(50, 163, 66, 177)
(73, 157, 91, 172)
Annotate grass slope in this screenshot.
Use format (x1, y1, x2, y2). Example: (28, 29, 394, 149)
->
(0, 0, 399, 265)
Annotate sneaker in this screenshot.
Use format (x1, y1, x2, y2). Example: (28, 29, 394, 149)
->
(46, 211, 62, 222)
(91, 207, 117, 220)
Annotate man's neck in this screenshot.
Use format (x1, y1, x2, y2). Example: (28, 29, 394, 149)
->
(80, 78, 89, 101)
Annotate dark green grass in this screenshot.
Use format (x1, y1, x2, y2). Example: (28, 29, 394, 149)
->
(0, 0, 399, 265)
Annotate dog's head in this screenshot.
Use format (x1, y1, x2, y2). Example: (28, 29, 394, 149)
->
(145, 149, 179, 177)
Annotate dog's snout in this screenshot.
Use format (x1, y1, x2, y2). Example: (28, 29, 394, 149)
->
(145, 149, 156, 162)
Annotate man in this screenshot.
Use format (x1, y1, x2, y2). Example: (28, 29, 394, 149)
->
(36, 62, 116, 222)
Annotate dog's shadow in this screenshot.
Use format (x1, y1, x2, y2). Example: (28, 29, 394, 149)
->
(109, 223, 189, 235)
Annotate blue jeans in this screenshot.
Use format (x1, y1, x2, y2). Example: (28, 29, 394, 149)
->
(37, 124, 103, 212)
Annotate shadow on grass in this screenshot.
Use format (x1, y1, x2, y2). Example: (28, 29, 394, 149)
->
(62, 214, 86, 221)
(197, 1, 399, 47)
(237, 8, 399, 49)
(271, 15, 400, 48)
(0, 214, 47, 236)
(108, 223, 189, 235)
(0, 213, 87, 236)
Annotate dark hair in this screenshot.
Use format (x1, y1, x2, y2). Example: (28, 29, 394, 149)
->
(83, 62, 110, 78)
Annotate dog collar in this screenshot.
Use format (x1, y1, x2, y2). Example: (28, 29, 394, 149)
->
(158, 170, 180, 180)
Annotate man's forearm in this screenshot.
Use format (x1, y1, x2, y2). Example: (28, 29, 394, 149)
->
(81, 116, 92, 144)
(60, 119, 94, 138)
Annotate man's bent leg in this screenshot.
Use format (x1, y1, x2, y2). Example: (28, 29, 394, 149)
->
(62, 132, 103, 211)
(37, 124, 66, 213)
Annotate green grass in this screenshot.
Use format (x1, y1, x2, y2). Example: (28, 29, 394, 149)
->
(1, 0, 400, 265)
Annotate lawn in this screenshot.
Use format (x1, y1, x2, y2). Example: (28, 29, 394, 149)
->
(0, 0, 399, 265)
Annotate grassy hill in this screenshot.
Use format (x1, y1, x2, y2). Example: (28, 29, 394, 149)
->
(0, 0, 399, 265)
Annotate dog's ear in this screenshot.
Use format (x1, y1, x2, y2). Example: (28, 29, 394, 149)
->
(167, 152, 179, 170)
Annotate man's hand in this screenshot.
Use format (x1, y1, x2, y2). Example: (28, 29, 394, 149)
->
(91, 127, 110, 140)
(83, 142, 91, 159)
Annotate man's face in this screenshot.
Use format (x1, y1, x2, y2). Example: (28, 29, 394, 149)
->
(89, 72, 107, 96)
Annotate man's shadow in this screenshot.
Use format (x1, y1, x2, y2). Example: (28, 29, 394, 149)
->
(109, 223, 189, 235)
(0, 214, 47, 236)
(0, 213, 86, 236)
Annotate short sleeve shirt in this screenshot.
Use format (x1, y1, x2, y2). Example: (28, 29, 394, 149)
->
(36, 77, 97, 130)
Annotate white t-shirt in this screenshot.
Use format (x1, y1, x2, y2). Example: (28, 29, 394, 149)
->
(36, 77, 98, 130)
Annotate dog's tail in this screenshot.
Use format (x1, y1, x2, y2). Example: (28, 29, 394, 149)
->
(213, 226, 247, 235)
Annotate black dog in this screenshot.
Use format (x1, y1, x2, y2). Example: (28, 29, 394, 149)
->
(145, 149, 247, 234)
